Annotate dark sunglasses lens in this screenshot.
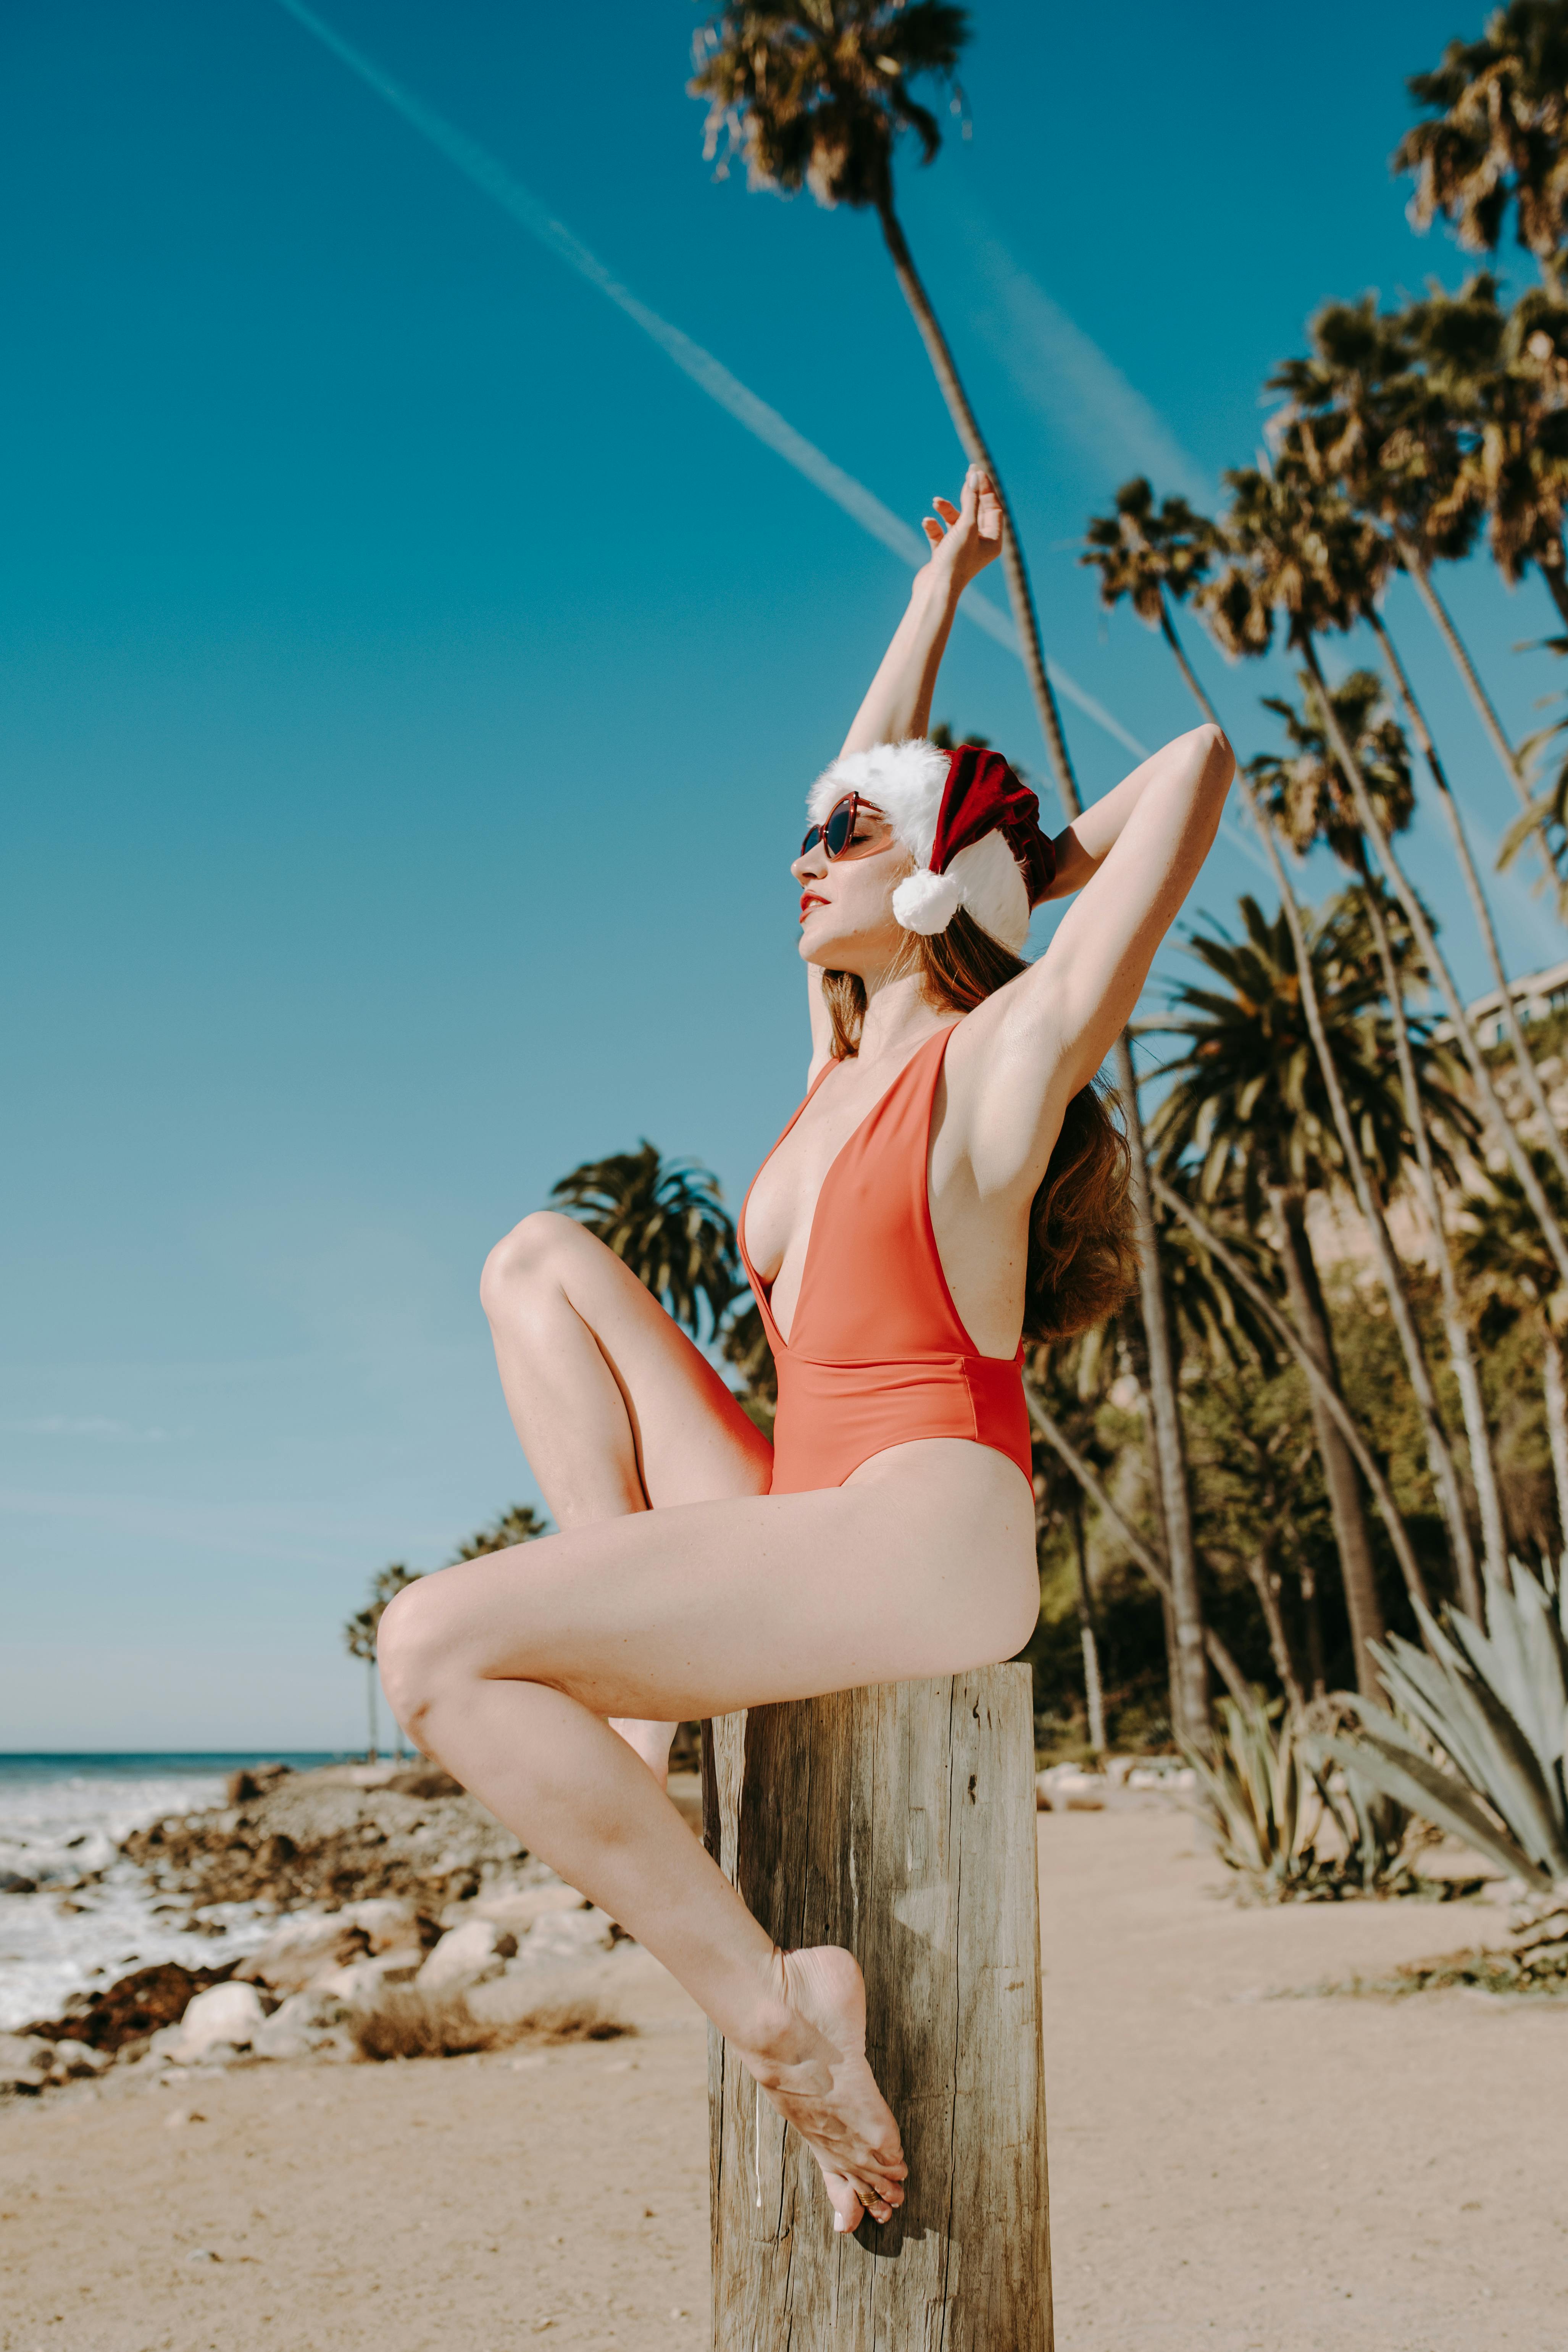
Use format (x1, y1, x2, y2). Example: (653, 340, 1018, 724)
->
(799, 824, 823, 858)
(824, 802, 856, 858)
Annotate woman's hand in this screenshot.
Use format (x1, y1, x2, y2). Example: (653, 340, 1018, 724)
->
(915, 464, 1004, 602)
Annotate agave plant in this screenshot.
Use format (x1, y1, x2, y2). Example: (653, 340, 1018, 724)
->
(1185, 1695, 1429, 1902)
(1319, 1560, 1568, 1892)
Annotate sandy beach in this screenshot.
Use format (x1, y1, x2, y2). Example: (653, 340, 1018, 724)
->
(2, 1801, 1565, 2351)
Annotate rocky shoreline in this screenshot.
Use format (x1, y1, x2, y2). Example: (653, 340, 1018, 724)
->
(0, 1760, 658, 2099)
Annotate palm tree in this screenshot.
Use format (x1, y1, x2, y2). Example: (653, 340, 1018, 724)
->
(1028, 1342, 1112, 1750)
(1199, 458, 1568, 1305)
(551, 1142, 740, 1338)
(1457, 1149, 1568, 1541)
(452, 1504, 553, 1558)
(342, 1562, 423, 1761)
(688, 2, 1076, 799)
(1408, 275, 1568, 631)
(1250, 670, 1495, 1607)
(1396, 5, 1568, 298)
(1262, 332, 1568, 1206)
(1147, 896, 1428, 1694)
(1263, 295, 1531, 807)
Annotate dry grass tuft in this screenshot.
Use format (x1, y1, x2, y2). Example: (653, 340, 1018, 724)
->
(350, 1988, 633, 2062)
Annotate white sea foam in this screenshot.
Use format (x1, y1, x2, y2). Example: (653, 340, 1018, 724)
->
(0, 1765, 305, 2031)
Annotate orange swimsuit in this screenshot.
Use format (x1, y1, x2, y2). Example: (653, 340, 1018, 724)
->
(739, 1025, 1034, 1496)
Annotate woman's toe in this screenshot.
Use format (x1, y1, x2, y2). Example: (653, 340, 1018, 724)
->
(823, 2170, 864, 2233)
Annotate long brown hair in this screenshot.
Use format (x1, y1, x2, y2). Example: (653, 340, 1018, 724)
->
(821, 911, 1137, 1342)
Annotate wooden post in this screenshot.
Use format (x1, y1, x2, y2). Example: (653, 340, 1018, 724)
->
(702, 1665, 1052, 2350)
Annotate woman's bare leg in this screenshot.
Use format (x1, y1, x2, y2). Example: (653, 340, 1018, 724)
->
(479, 1210, 772, 1783)
(378, 1449, 1037, 2229)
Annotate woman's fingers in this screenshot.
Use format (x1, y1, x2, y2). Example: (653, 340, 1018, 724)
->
(932, 496, 960, 524)
(921, 516, 944, 545)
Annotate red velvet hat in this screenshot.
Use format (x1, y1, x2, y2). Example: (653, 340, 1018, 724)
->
(807, 739, 1056, 951)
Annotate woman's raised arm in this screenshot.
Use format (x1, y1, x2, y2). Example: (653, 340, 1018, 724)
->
(837, 467, 1003, 755)
(957, 723, 1234, 1194)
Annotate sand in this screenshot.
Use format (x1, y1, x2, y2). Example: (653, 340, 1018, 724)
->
(1, 1804, 1564, 2351)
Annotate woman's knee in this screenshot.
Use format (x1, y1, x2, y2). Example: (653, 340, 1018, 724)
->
(376, 1575, 471, 1745)
(479, 1208, 583, 1322)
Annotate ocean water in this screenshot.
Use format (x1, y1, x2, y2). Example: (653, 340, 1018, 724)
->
(0, 1753, 345, 2032)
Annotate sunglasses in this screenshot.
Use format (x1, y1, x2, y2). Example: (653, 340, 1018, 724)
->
(799, 792, 887, 862)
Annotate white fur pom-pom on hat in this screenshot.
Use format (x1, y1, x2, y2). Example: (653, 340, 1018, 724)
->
(890, 866, 964, 936)
(807, 738, 1055, 955)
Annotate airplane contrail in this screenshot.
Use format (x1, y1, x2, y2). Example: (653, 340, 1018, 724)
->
(269, 0, 1149, 769)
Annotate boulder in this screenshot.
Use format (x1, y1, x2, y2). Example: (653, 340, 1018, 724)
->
(510, 1907, 618, 1965)
(0, 1872, 38, 1895)
(48, 2039, 110, 2077)
(174, 1980, 269, 2060)
(466, 1883, 584, 1935)
(336, 1897, 434, 1952)
(236, 1916, 371, 1993)
(1036, 1766, 1107, 1813)
(416, 1918, 518, 1992)
(21, 1960, 235, 2055)
(0, 2033, 53, 2072)
(0, 2066, 46, 2100)
(226, 1763, 293, 1806)
(252, 1988, 354, 2060)
(311, 1949, 425, 2005)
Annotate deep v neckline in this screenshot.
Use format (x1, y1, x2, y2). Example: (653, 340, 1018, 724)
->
(740, 1024, 958, 1353)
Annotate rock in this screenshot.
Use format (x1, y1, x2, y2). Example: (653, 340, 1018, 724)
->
(236, 1916, 372, 1993)
(311, 1949, 425, 2005)
(466, 1883, 584, 1934)
(336, 1897, 436, 1952)
(0, 2067, 47, 2100)
(48, 2039, 110, 2077)
(386, 1766, 464, 1799)
(121, 1766, 528, 1914)
(226, 1763, 293, 1806)
(417, 1918, 518, 1992)
(511, 1907, 617, 1965)
(0, 1871, 39, 1895)
(1036, 1767, 1107, 1813)
(22, 1961, 235, 2055)
(0, 2033, 53, 2072)
(251, 1987, 354, 2059)
(174, 1981, 270, 2059)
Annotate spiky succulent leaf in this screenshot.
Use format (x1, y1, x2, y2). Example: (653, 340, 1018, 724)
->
(1316, 1726, 1549, 1888)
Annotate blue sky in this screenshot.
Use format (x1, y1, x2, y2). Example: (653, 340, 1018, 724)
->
(5, 0, 1565, 1748)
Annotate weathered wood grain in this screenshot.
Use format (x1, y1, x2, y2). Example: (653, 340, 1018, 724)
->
(702, 1666, 1051, 2350)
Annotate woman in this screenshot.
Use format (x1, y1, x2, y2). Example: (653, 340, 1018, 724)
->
(379, 466, 1233, 2232)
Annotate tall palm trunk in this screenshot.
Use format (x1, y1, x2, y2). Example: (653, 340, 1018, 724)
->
(1070, 1495, 1107, 1752)
(365, 1657, 379, 1765)
(1114, 1040, 1211, 1745)
(1302, 639, 1568, 1296)
(873, 196, 1076, 801)
(1241, 1539, 1307, 1716)
(1395, 541, 1531, 808)
(1155, 595, 1475, 1604)
(872, 202, 1212, 1747)
(1267, 1184, 1388, 1697)
(1354, 856, 1499, 1608)
(1368, 610, 1568, 1203)
(1544, 1329, 1568, 1545)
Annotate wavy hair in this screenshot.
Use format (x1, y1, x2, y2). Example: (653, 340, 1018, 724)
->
(821, 912, 1136, 1341)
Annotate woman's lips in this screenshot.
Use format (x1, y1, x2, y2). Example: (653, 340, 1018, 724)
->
(800, 892, 826, 920)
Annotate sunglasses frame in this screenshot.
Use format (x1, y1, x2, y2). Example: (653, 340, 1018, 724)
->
(799, 792, 886, 863)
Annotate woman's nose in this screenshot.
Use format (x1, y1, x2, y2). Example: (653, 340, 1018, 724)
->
(791, 848, 826, 882)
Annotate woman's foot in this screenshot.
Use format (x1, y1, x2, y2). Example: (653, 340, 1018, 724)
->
(733, 1945, 907, 2233)
(608, 1716, 679, 1790)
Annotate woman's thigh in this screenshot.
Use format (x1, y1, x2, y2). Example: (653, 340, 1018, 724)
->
(395, 1443, 1040, 1723)
(484, 1210, 772, 1509)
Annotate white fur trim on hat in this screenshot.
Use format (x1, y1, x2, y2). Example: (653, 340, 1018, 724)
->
(808, 738, 1031, 953)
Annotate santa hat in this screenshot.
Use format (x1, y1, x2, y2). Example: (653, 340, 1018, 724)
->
(807, 739, 1055, 954)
